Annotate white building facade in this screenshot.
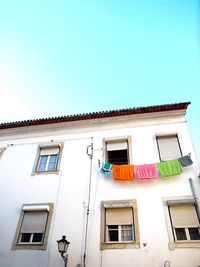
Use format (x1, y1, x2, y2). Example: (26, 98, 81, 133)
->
(0, 102, 199, 267)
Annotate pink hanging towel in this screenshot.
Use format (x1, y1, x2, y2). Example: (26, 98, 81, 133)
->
(135, 164, 158, 181)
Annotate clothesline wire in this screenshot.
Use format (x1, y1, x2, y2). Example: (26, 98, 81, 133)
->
(101, 155, 193, 180)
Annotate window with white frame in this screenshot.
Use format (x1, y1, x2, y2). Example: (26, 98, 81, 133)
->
(169, 203, 200, 242)
(156, 135, 182, 161)
(12, 203, 53, 250)
(105, 138, 130, 165)
(163, 198, 200, 249)
(106, 208, 134, 242)
(34, 145, 62, 173)
(101, 200, 140, 250)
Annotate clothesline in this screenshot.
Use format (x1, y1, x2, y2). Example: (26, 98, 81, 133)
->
(100, 154, 193, 181)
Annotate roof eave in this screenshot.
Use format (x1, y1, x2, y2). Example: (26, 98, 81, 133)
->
(0, 102, 191, 130)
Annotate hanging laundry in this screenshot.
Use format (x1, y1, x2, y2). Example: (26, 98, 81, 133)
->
(157, 159, 182, 177)
(135, 163, 159, 181)
(112, 165, 134, 181)
(178, 154, 193, 167)
(101, 163, 113, 174)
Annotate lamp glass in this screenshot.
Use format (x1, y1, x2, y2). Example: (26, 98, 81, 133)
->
(57, 236, 70, 254)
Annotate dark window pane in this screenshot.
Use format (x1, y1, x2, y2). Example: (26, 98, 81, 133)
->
(175, 228, 187, 240)
(189, 228, 200, 240)
(20, 233, 31, 242)
(108, 225, 119, 241)
(107, 150, 128, 165)
(32, 233, 43, 242)
(108, 225, 118, 229)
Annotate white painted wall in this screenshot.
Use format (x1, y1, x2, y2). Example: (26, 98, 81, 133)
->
(0, 112, 200, 267)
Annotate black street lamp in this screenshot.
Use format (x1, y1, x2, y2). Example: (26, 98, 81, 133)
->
(57, 235, 70, 267)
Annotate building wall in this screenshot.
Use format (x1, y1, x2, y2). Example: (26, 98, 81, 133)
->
(0, 113, 199, 267)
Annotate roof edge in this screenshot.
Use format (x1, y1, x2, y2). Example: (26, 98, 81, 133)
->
(0, 102, 191, 130)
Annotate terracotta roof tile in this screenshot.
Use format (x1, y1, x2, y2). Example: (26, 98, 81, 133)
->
(0, 102, 190, 130)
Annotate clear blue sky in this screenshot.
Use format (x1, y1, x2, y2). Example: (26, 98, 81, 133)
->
(0, 0, 199, 157)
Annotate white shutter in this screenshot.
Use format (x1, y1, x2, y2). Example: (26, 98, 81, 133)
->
(21, 211, 48, 233)
(157, 135, 181, 161)
(106, 208, 133, 225)
(107, 140, 128, 151)
(40, 146, 59, 155)
(169, 204, 199, 227)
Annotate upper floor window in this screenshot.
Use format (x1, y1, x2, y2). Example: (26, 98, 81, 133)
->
(105, 138, 131, 165)
(156, 135, 182, 161)
(34, 144, 63, 174)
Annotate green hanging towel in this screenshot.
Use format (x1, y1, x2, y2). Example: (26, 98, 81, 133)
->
(157, 159, 182, 177)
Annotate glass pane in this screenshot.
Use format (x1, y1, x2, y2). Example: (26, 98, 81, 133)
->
(37, 156, 48, 171)
(48, 155, 58, 170)
(175, 228, 187, 240)
(48, 162, 56, 170)
(49, 154, 58, 163)
(108, 225, 119, 241)
(107, 150, 128, 165)
(121, 225, 133, 241)
(20, 233, 31, 242)
(40, 156, 48, 163)
(38, 163, 47, 171)
(189, 228, 200, 240)
(32, 233, 43, 242)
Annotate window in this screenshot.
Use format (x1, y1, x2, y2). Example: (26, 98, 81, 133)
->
(34, 144, 63, 174)
(163, 198, 200, 249)
(106, 209, 134, 242)
(12, 203, 53, 250)
(169, 204, 200, 242)
(100, 200, 140, 250)
(104, 137, 131, 165)
(156, 135, 182, 161)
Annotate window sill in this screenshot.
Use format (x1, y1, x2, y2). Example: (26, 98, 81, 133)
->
(33, 170, 59, 175)
(169, 241, 200, 249)
(12, 243, 47, 250)
(100, 241, 140, 250)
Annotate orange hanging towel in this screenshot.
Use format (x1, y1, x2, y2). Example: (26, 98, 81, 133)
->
(113, 165, 134, 181)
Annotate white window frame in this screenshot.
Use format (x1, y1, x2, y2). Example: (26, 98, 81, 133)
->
(12, 203, 54, 250)
(37, 154, 59, 172)
(156, 134, 182, 162)
(33, 143, 64, 175)
(19, 233, 44, 244)
(100, 200, 140, 250)
(162, 196, 200, 249)
(103, 136, 132, 165)
(173, 227, 200, 242)
(106, 224, 134, 243)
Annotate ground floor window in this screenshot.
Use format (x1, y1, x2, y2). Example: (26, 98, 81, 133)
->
(100, 200, 140, 250)
(12, 203, 53, 250)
